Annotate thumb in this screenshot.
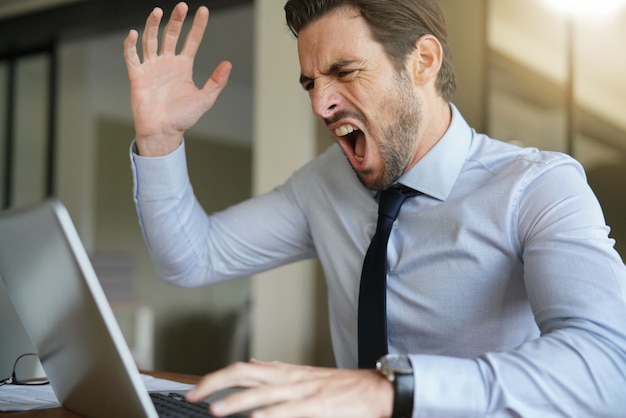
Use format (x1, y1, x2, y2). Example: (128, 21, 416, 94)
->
(201, 60, 232, 104)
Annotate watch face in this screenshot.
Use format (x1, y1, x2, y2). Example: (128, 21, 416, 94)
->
(386, 354, 412, 372)
(378, 354, 413, 376)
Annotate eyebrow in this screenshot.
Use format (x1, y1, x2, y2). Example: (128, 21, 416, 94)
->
(299, 74, 313, 86)
(299, 59, 361, 86)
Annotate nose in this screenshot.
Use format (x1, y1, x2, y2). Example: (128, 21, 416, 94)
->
(310, 83, 341, 119)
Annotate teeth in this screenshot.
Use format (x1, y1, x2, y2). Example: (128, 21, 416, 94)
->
(335, 124, 356, 137)
(334, 124, 363, 163)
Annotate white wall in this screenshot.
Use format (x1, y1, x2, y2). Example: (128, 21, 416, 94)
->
(250, 0, 318, 364)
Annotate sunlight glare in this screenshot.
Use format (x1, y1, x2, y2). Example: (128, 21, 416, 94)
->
(542, 0, 626, 17)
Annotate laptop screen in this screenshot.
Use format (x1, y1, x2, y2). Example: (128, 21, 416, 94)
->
(0, 200, 157, 417)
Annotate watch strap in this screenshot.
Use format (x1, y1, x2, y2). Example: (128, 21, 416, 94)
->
(392, 372, 414, 418)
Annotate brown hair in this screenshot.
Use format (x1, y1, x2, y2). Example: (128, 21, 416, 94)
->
(284, 0, 456, 102)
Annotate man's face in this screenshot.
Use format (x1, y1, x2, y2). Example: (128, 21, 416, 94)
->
(297, 6, 423, 191)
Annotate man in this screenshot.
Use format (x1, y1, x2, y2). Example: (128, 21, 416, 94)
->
(123, 1, 626, 416)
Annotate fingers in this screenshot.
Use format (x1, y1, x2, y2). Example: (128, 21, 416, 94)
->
(136, 3, 209, 62)
(192, 362, 315, 417)
(180, 5, 209, 59)
(211, 382, 314, 417)
(123, 29, 140, 73)
(141, 7, 164, 61)
(185, 360, 298, 405)
(185, 360, 331, 414)
(185, 362, 388, 418)
(160, 2, 189, 56)
(201, 60, 233, 104)
(186, 361, 270, 404)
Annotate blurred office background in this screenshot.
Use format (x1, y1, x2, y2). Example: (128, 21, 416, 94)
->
(0, 0, 624, 374)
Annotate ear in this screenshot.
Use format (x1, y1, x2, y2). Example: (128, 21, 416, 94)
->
(406, 34, 443, 87)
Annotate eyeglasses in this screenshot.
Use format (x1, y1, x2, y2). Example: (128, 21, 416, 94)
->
(0, 353, 49, 386)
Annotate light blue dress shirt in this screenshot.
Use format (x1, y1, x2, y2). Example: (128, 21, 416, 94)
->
(131, 105, 626, 416)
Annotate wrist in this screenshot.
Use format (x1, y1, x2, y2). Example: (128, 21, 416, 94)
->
(377, 354, 414, 418)
(135, 134, 183, 157)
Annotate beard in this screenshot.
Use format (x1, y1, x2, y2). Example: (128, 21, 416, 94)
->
(354, 71, 423, 191)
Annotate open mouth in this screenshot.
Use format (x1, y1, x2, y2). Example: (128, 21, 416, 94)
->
(335, 123, 365, 163)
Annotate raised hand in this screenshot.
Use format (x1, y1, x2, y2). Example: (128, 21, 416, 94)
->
(123, 2, 232, 156)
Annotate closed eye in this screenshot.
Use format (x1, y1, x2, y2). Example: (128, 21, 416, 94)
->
(338, 70, 357, 78)
(299, 74, 314, 91)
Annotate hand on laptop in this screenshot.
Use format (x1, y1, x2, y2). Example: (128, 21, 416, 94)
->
(123, 2, 232, 157)
(185, 359, 393, 417)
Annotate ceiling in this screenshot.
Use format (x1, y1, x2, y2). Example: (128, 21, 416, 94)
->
(0, 0, 84, 20)
(0, 0, 251, 58)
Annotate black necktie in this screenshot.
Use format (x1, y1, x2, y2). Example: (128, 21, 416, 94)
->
(358, 185, 418, 368)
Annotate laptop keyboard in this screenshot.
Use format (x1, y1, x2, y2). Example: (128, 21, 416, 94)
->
(150, 392, 246, 418)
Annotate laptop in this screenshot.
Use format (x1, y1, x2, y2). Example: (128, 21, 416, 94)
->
(0, 278, 38, 377)
(0, 199, 245, 417)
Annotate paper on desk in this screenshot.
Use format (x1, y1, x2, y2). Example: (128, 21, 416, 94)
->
(0, 384, 59, 411)
(0, 373, 195, 411)
(142, 373, 195, 391)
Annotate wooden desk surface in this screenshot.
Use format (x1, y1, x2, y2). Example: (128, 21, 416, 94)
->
(0, 371, 200, 417)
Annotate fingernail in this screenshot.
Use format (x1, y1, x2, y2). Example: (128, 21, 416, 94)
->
(185, 389, 197, 400)
(211, 401, 226, 415)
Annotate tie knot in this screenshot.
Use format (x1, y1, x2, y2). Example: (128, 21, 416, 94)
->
(378, 184, 417, 220)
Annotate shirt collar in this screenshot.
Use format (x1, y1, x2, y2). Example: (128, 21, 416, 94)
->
(397, 103, 472, 201)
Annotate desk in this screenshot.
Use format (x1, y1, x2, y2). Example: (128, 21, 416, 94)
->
(0, 371, 200, 417)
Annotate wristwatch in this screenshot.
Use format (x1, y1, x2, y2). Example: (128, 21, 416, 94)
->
(376, 354, 415, 418)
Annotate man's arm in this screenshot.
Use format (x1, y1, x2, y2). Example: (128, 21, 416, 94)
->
(131, 142, 317, 287)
